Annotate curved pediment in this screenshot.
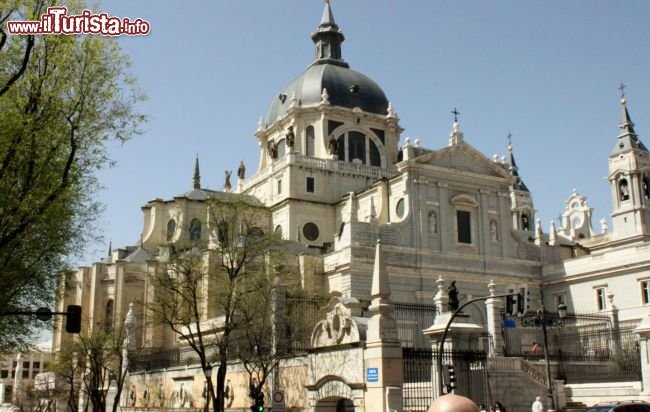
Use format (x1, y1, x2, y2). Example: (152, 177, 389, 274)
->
(311, 298, 365, 348)
(450, 193, 479, 207)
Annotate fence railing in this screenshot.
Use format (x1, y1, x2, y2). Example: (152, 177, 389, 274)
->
(394, 302, 437, 349)
(402, 348, 488, 412)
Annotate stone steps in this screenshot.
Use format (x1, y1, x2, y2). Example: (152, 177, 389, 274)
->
(563, 401, 588, 412)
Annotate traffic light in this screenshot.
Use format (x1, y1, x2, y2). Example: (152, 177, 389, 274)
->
(65, 305, 82, 334)
(505, 291, 515, 316)
(447, 365, 456, 393)
(251, 393, 264, 412)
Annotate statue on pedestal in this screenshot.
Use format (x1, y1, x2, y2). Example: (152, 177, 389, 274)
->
(447, 281, 459, 312)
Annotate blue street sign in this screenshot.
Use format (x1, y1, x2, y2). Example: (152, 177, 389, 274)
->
(367, 367, 379, 382)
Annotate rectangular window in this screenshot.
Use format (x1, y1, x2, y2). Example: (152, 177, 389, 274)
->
(277, 179, 282, 195)
(596, 287, 606, 311)
(642, 280, 650, 305)
(457, 210, 471, 244)
(554, 293, 566, 309)
(306, 177, 315, 193)
(1, 369, 7, 378)
(22, 369, 29, 379)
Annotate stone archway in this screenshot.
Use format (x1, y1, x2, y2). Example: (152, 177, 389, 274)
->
(315, 397, 355, 412)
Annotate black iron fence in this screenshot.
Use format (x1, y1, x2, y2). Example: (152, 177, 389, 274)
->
(557, 327, 641, 383)
(285, 295, 328, 353)
(394, 302, 437, 349)
(402, 348, 488, 412)
(128, 348, 194, 372)
(130, 296, 438, 372)
(502, 311, 641, 384)
(403, 348, 433, 412)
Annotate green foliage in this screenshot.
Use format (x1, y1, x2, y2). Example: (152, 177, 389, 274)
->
(0, 0, 145, 352)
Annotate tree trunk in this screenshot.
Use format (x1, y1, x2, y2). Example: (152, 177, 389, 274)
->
(215, 355, 228, 412)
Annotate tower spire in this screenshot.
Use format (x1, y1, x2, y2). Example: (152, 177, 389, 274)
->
(193, 155, 201, 189)
(612, 87, 647, 155)
(507, 133, 530, 192)
(311, 1, 349, 68)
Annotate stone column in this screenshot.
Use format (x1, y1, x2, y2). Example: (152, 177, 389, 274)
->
(364, 240, 403, 412)
(485, 280, 505, 356)
(635, 316, 650, 394)
(608, 291, 622, 358)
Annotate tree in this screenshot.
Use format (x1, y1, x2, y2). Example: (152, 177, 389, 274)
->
(149, 195, 299, 412)
(0, 0, 144, 352)
(51, 324, 130, 412)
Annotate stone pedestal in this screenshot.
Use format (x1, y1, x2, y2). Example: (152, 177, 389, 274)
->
(486, 280, 504, 356)
(424, 313, 486, 398)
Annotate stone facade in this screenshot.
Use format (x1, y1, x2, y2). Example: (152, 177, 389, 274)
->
(49, 3, 650, 412)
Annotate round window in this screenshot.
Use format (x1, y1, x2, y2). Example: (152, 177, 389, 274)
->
(396, 198, 405, 218)
(303, 222, 320, 241)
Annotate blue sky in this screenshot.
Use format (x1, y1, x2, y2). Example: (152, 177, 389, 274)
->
(85, 1, 650, 263)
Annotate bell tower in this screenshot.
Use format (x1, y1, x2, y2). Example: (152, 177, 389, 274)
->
(507, 136, 535, 232)
(608, 87, 650, 241)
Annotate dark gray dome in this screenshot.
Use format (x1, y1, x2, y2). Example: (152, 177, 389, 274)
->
(264, 63, 389, 127)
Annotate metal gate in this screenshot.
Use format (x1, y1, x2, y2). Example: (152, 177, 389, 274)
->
(402, 348, 489, 412)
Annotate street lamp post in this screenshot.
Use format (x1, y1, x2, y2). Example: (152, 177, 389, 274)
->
(437, 293, 517, 395)
(520, 303, 567, 412)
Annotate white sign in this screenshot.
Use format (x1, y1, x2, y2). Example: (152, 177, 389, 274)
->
(272, 389, 286, 411)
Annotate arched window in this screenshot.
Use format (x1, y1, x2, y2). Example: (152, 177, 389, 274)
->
(369, 140, 380, 166)
(521, 214, 530, 231)
(189, 219, 202, 241)
(277, 138, 286, 158)
(306, 126, 315, 156)
(217, 220, 228, 244)
(619, 179, 630, 201)
(166, 219, 176, 242)
(334, 130, 383, 167)
(337, 135, 345, 161)
(274, 225, 283, 239)
(643, 176, 650, 200)
(105, 299, 114, 331)
(348, 131, 366, 163)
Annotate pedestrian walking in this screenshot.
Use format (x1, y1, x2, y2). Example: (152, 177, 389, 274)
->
(532, 396, 543, 412)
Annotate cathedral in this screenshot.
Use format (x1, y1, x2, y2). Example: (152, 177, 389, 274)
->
(51, 3, 650, 411)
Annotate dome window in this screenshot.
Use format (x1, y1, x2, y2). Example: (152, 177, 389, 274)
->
(306, 126, 315, 156)
(335, 131, 382, 167)
(166, 219, 176, 242)
(349, 84, 360, 95)
(189, 218, 202, 241)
